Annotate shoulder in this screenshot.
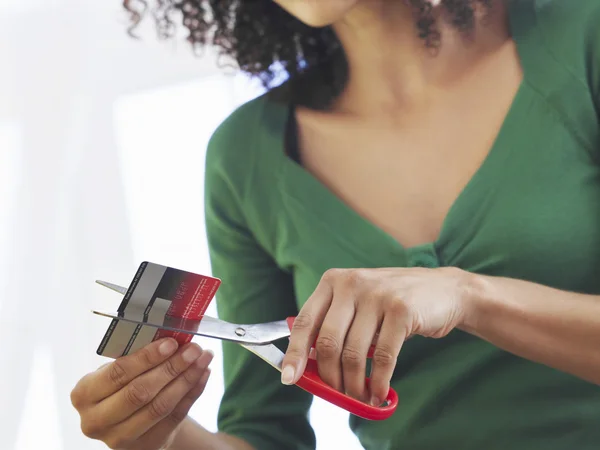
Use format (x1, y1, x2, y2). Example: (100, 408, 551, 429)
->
(204, 84, 292, 254)
(532, 0, 600, 28)
(513, 0, 600, 123)
(533, 0, 600, 113)
(522, 0, 600, 159)
(205, 86, 289, 197)
(529, 0, 600, 67)
(207, 90, 270, 172)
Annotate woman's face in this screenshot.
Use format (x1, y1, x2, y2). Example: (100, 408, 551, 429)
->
(273, 0, 361, 27)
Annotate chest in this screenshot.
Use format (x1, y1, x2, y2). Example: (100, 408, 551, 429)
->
(295, 73, 522, 249)
(271, 87, 600, 303)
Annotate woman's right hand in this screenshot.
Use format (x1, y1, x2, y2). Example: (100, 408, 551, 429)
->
(70, 338, 213, 450)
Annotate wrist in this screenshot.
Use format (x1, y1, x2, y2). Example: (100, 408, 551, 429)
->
(167, 417, 256, 450)
(457, 270, 496, 334)
(166, 417, 215, 450)
(164, 417, 195, 450)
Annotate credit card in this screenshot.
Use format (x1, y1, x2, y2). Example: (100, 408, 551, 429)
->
(96, 261, 221, 358)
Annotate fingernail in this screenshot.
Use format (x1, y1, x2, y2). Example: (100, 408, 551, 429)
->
(281, 365, 295, 385)
(370, 396, 382, 407)
(159, 339, 178, 356)
(182, 344, 202, 363)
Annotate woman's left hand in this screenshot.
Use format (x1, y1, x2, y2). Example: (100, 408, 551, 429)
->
(281, 267, 474, 406)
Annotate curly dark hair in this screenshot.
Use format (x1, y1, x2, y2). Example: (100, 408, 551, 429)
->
(123, 0, 494, 109)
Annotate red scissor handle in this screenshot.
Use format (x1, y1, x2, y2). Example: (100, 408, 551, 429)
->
(286, 317, 398, 420)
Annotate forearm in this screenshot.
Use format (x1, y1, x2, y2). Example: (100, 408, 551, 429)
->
(461, 273, 600, 385)
(168, 417, 255, 450)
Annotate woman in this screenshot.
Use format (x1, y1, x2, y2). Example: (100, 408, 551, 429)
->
(71, 0, 600, 449)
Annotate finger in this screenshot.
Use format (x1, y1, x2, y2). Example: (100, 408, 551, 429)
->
(170, 366, 211, 421)
(95, 343, 204, 425)
(134, 368, 212, 450)
(282, 275, 334, 385)
(342, 307, 381, 402)
(79, 338, 179, 404)
(368, 314, 406, 407)
(314, 298, 356, 392)
(110, 350, 214, 443)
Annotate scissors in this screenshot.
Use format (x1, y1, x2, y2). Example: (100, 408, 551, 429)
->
(93, 280, 399, 421)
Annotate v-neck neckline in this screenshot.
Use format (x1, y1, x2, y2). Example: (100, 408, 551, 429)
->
(272, 0, 535, 267)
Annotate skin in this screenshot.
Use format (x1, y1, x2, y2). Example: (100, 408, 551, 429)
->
(274, 0, 360, 28)
(275, 0, 516, 403)
(71, 1, 600, 449)
(71, 339, 253, 450)
(279, 0, 600, 406)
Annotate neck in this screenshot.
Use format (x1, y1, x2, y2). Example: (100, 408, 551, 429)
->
(331, 0, 511, 116)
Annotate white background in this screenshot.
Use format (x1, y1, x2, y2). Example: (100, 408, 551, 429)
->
(0, 1, 363, 449)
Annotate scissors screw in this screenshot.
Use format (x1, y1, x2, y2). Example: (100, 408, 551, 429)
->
(235, 327, 246, 337)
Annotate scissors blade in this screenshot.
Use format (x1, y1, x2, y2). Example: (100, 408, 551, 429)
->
(92, 309, 281, 345)
(94, 279, 292, 343)
(243, 320, 291, 343)
(96, 280, 128, 295)
(241, 343, 285, 372)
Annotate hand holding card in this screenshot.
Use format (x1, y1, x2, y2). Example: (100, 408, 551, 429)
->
(71, 337, 214, 450)
(72, 262, 222, 450)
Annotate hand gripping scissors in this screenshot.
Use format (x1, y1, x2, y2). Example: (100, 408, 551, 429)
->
(93, 280, 399, 421)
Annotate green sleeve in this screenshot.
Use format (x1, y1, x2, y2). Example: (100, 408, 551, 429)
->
(204, 106, 316, 450)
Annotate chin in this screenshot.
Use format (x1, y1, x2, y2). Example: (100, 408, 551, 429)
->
(274, 0, 359, 27)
